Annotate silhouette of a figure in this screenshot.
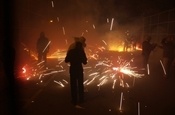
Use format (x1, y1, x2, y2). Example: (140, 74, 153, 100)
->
(65, 41, 87, 106)
(160, 36, 175, 78)
(142, 36, 156, 69)
(131, 37, 137, 51)
(123, 38, 130, 52)
(36, 32, 50, 64)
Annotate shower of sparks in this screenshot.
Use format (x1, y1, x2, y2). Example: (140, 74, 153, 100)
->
(160, 60, 166, 75)
(19, 39, 144, 93)
(20, 51, 143, 90)
(113, 66, 143, 78)
(51, 1, 54, 8)
(110, 18, 114, 31)
(86, 52, 143, 89)
(43, 41, 51, 53)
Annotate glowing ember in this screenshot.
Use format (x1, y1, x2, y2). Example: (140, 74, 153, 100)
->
(62, 27, 65, 35)
(110, 18, 114, 31)
(51, 1, 54, 8)
(22, 67, 26, 74)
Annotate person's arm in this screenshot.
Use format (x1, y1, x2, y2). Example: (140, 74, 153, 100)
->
(81, 50, 87, 65)
(65, 50, 71, 63)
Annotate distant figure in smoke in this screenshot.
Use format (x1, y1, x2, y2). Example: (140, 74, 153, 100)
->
(131, 37, 137, 51)
(142, 36, 157, 69)
(123, 38, 130, 52)
(65, 41, 87, 106)
(159, 36, 175, 78)
(36, 32, 50, 64)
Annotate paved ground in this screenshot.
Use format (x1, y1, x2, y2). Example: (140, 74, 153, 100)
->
(1, 51, 175, 115)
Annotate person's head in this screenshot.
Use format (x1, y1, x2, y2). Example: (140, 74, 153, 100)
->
(146, 36, 152, 42)
(75, 41, 83, 50)
(74, 36, 86, 47)
(40, 32, 45, 37)
(79, 36, 86, 47)
(74, 37, 79, 42)
(80, 36, 86, 42)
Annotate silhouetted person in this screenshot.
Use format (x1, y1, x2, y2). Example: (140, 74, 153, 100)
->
(65, 41, 87, 106)
(131, 38, 137, 51)
(123, 38, 130, 52)
(142, 36, 156, 69)
(36, 32, 50, 64)
(160, 36, 175, 78)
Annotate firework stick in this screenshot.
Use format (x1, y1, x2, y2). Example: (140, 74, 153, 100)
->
(160, 60, 166, 75)
(62, 27, 65, 35)
(43, 41, 51, 53)
(119, 92, 123, 111)
(110, 18, 114, 31)
(147, 64, 150, 75)
(138, 102, 140, 115)
(51, 1, 54, 7)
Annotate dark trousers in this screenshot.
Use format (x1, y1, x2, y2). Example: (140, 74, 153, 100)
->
(142, 55, 149, 68)
(70, 71, 84, 105)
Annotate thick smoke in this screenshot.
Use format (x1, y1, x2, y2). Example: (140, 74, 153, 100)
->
(16, 0, 174, 54)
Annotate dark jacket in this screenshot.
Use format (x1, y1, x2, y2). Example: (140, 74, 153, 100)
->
(161, 39, 174, 59)
(65, 42, 87, 72)
(37, 36, 49, 53)
(142, 40, 156, 56)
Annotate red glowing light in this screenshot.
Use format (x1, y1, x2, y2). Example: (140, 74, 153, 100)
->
(22, 67, 26, 74)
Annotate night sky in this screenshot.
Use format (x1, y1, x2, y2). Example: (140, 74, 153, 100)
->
(11, 0, 175, 53)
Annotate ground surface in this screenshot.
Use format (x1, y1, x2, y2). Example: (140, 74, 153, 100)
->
(1, 51, 175, 115)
